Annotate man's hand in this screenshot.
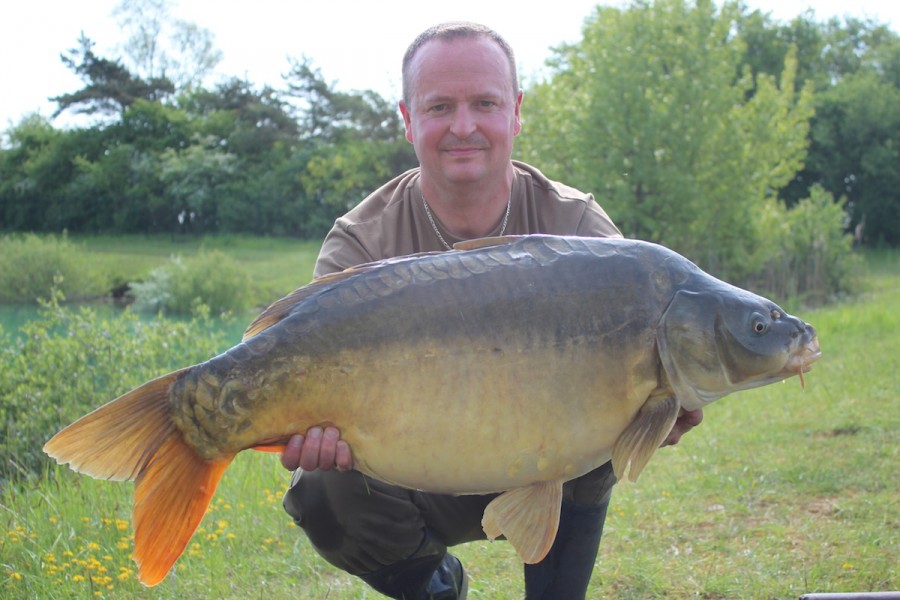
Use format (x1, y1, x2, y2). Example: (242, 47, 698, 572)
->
(280, 426, 354, 472)
(661, 408, 704, 447)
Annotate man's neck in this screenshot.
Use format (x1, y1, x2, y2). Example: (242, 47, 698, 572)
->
(420, 168, 515, 239)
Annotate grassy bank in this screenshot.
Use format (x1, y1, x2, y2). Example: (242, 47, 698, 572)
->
(0, 233, 321, 310)
(74, 234, 323, 305)
(1, 249, 897, 598)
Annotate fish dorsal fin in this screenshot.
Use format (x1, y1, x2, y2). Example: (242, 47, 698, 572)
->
(453, 235, 525, 251)
(611, 393, 680, 482)
(242, 250, 453, 341)
(242, 268, 373, 340)
(481, 479, 564, 564)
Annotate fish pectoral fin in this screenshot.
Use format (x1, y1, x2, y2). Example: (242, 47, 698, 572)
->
(612, 394, 680, 482)
(481, 479, 563, 564)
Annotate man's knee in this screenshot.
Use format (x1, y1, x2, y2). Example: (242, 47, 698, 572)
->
(283, 469, 347, 553)
(282, 469, 427, 574)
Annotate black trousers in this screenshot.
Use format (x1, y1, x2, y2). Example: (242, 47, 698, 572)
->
(282, 462, 616, 587)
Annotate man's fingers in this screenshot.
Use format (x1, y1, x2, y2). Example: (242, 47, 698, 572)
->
(661, 408, 704, 447)
(335, 440, 353, 471)
(298, 427, 324, 471)
(280, 426, 353, 471)
(315, 427, 341, 471)
(280, 434, 304, 471)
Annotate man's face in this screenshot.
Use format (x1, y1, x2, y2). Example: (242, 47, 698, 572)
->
(400, 37, 523, 188)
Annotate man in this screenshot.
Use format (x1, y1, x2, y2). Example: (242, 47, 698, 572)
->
(281, 22, 703, 599)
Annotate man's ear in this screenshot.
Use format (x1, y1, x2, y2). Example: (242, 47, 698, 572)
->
(399, 101, 414, 143)
(514, 90, 524, 136)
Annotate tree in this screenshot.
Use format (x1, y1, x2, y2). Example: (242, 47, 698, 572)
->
(52, 34, 174, 118)
(807, 73, 900, 245)
(518, 0, 813, 279)
(283, 57, 406, 143)
(112, 0, 222, 90)
(183, 78, 299, 160)
(739, 13, 900, 244)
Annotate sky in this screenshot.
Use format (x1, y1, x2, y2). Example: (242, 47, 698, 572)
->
(2, 0, 898, 130)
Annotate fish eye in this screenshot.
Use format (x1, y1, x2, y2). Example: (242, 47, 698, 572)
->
(751, 313, 769, 335)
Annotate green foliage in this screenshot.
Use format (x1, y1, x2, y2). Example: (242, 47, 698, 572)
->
(0, 234, 107, 302)
(53, 33, 175, 118)
(0, 294, 228, 482)
(749, 186, 862, 304)
(129, 250, 253, 315)
(518, 0, 815, 283)
(806, 72, 900, 245)
(738, 12, 900, 244)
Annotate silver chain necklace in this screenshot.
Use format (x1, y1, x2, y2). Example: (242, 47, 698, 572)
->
(421, 192, 512, 251)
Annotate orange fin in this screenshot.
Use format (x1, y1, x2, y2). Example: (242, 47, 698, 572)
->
(251, 443, 288, 454)
(133, 437, 232, 586)
(43, 368, 233, 587)
(611, 393, 679, 482)
(43, 369, 188, 480)
(481, 479, 563, 564)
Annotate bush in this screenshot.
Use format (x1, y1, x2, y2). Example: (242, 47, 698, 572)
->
(749, 186, 862, 304)
(0, 292, 229, 482)
(0, 233, 107, 302)
(130, 250, 253, 316)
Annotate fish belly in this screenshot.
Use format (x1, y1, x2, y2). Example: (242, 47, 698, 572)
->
(216, 332, 659, 495)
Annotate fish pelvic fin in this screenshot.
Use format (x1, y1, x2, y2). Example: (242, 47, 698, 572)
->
(481, 479, 563, 564)
(43, 368, 233, 587)
(612, 394, 680, 482)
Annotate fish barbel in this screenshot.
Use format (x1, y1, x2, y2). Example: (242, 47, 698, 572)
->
(44, 235, 821, 586)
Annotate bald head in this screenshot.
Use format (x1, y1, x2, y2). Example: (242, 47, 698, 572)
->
(401, 22, 519, 106)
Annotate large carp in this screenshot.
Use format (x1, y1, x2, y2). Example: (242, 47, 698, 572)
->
(44, 235, 820, 586)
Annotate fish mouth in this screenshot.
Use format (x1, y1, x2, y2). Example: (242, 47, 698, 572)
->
(786, 335, 822, 373)
(784, 335, 822, 388)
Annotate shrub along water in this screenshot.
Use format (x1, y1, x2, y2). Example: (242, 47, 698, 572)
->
(0, 290, 229, 482)
(0, 233, 108, 303)
(129, 249, 253, 316)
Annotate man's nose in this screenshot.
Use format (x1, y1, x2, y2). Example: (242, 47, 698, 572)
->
(449, 105, 477, 138)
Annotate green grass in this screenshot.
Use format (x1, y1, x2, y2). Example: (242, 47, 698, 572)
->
(1, 247, 897, 598)
(73, 234, 322, 308)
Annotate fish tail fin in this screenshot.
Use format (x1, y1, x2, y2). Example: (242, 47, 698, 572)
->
(133, 437, 232, 586)
(612, 394, 679, 482)
(43, 369, 233, 587)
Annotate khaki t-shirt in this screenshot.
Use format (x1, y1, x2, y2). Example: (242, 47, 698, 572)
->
(314, 160, 622, 278)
